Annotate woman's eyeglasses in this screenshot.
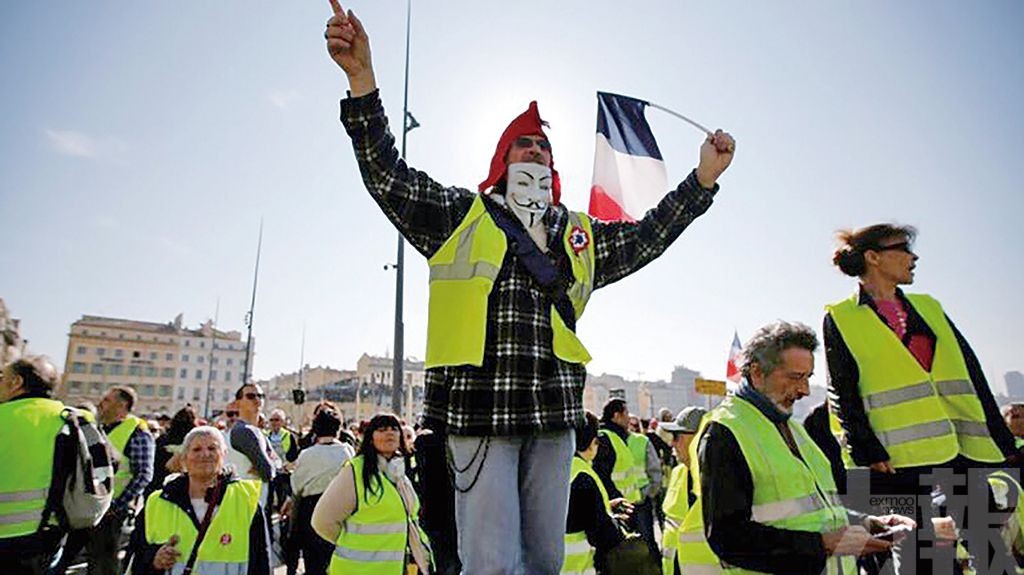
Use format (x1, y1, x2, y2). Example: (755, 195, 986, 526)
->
(243, 392, 265, 400)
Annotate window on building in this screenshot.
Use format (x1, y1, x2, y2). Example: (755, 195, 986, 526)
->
(109, 365, 124, 376)
(177, 387, 185, 400)
(100, 331, 106, 337)
(96, 348, 106, 357)
(197, 356, 204, 364)
(71, 362, 86, 373)
(179, 368, 187, 379)
(145, 366, 157, 377)
(200, 341, 206, 349)
(128, 365, 141, 376)
(90, 364, 104, 375)
(159, 385, 172, 397)
(195, 370, 203, 380)
(226, 358, 234, 366)
(90, 382, 102, 394)
(192, 387, 200, 400)
(82, 330, 89, 335)
(165, 353, 174, 361)
(185, 340, 190, 347)
(114, 349, 123, 358)
(135, 335, 141, 340)
(212, 357, 219, 365)
(225, 371, 232, 382)
(118, 333, 124, 339)
(161, 368, 174, 378)
(182, 354, 190, 362)
(222, 389, 230, 402)
(69, 381, 83, 393)
(141, 385, 155, 397)
(149, 352, 157, 360)
(210, 370, 218, 381)
(76, 346, 86, 355)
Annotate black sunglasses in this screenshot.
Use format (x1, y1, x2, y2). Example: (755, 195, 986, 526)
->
(513, 136, 551, 152)
(870, 241, 914, 254)
(243, 392, 265, 400)
(225, 411, 238, 417)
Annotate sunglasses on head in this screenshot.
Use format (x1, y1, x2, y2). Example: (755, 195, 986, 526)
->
(869, 241, 914, 254)
(513, 136, 551, 151)
(243, 392, 265, 400)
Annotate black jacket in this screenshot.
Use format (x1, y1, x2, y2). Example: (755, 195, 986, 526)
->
(129, 473, 271, 575)
(698, 395, 867, 574)
(824, 288, 1015, 467)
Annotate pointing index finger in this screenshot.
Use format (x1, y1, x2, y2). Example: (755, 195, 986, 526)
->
(328, 0, 344, 16)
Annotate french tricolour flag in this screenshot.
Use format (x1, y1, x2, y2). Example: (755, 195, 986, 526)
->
(726, 330, 743, 384)
(589, 92, 668, 222)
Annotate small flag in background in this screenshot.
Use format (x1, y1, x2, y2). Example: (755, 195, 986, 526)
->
(589, 92, 668, 222)
(726, 330, 743, 384)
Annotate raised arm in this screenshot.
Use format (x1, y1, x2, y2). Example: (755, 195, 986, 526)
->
(324, 1, 473, 257)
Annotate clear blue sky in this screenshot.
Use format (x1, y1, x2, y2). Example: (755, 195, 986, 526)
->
(2, 1, 1021, 393)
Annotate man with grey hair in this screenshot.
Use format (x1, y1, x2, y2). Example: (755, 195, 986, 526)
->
(690, 321, 913, 573)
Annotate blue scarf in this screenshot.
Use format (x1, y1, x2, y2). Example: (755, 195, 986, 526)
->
(736, 380, 791, 424)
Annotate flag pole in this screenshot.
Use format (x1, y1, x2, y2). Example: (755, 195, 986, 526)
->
(647, 102, 712, 136)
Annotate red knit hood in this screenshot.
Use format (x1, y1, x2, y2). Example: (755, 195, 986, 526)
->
(477, 101, 561, 204)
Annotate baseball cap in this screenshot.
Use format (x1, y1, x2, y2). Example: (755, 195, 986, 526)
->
(659, 406, 707, 433)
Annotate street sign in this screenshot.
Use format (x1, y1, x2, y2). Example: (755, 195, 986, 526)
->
(695, 378, 727, 396)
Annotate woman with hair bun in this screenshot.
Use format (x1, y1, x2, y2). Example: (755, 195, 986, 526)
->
(823, 223, 1016, 572)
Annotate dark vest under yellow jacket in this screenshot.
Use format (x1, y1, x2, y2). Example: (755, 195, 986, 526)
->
(425, 195, 596, 369)
(826, 292, 1002, 469)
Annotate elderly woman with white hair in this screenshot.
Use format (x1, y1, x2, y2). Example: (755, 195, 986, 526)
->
(129, 426, 272, 575)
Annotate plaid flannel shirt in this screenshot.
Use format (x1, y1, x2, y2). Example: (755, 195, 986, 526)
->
(340, 91, 718, 436)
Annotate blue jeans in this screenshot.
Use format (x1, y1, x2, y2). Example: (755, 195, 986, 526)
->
(448, 430, 575, 575)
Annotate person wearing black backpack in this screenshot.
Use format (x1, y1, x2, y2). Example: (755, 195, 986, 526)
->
(0, 355, 113, 575)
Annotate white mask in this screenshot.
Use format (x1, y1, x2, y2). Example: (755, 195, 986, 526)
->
(505, 162, 552, 230)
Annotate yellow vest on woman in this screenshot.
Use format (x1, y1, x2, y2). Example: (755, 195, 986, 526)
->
(563, 456, 612, 575)
(425, 196, 596, 368)
(827, 293, 1002, 468)
(330, 455, 428, 575)
(144, 478, 261, 575)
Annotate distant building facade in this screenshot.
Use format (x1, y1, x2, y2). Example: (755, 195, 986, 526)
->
(1006, 371, 1024, 400)
(0, 298, 22, 364)
(60, 314, 252, 415)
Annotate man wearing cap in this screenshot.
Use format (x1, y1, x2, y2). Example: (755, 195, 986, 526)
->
(323, 4, 735, 573)
(659, 406, 705, 575)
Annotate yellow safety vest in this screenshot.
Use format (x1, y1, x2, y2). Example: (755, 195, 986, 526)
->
(144, 478, 260, 575)
(599, 429, 640, 503)
(988, 470, 1024, 561)
(703, 396, 857, 575)
(107, 414, 147, 499)
(827, 293, 1003, 468)
(0, 398, 67, 539)
(563, 456, 611, 575)
(264, 428, 294, 460)
(676, 417, 723, 575)
(329, 455, 428, 575)
(661, 463, 690, 575)
(628, 432, 651, 495)
(425, 195, 596, 368)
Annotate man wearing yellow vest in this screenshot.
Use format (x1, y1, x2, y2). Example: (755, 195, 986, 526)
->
(697, 321, 913, 574)
(826, 224, 1018, 573)
(323, 3, 735, 572)
(658, 406, 706, 575)
(594, 400, 647, 544)
(1003, 404, 1024, 462)
(1, 355, 111, 575)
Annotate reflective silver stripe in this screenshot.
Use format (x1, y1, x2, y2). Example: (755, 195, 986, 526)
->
(565, 538, 593, 554)
(345, 521, 407, 535)
(0, 488, 48, 503)
(751, 494, 822, 523)
(0, 508, 42, 525)
(190, 560, 247, 575)
(562, 568, 596, 575)
(678, 531, 706, 543)
(334, 546, 405, 562)
(876, 420, 953, 447)
(952, 419, 991, 437)
(611, 471, 629, 481)
(429, 261, 500, 282)
(862, 381, 934, 411)
(936, 379, 974, 397)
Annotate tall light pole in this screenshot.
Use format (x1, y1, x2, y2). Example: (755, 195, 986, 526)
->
(202, 299, 219, 419)
(242, 219, 263, 386)
(391, 0, 415, 417)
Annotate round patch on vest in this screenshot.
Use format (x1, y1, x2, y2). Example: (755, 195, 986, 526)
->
(569, 225, 590, 255)
(220, 533, 232, 545)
